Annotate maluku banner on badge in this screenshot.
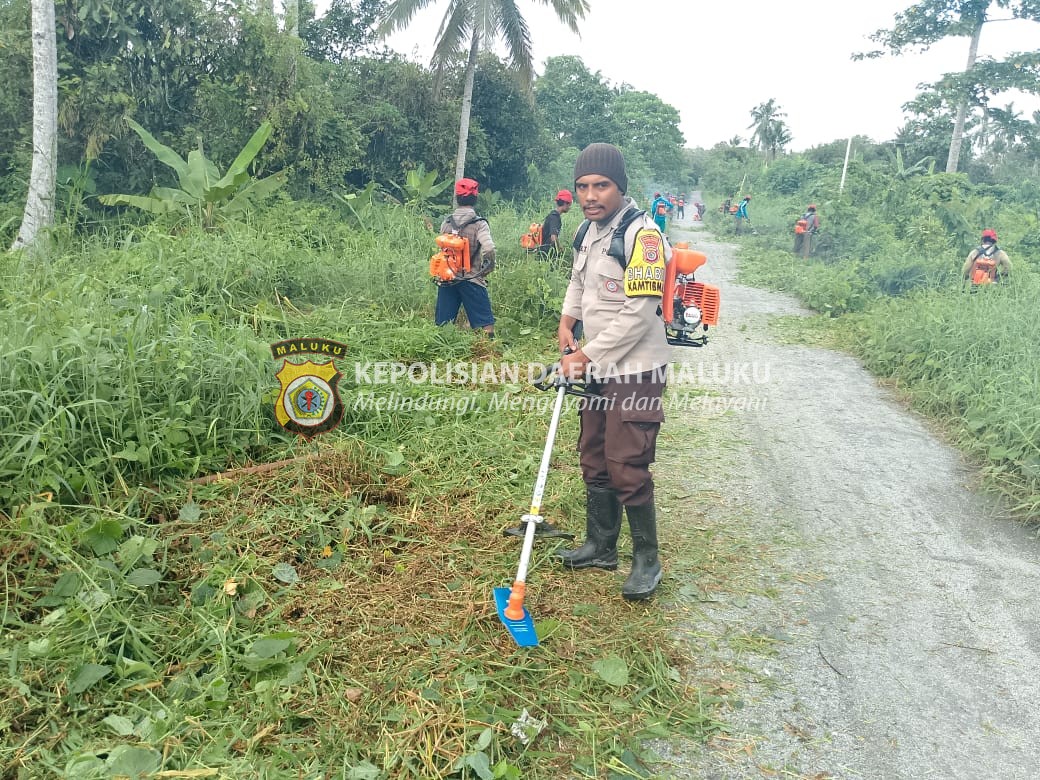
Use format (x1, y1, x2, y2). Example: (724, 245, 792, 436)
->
(270, 338, 346, 438)
(623, 228, 665, 297)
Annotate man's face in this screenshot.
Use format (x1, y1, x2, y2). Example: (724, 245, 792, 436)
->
(560, 201, 571, 214)
(575, 175, 624, 223)
(983, 238, 995, 247)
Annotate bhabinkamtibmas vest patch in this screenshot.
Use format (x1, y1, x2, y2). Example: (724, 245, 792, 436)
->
(624, 228, 665, 297)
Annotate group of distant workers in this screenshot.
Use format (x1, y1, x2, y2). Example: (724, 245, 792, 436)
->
(432, 177, 1014, 355)
(649, 192, 705, 232)
(719, 195, 1011, 288)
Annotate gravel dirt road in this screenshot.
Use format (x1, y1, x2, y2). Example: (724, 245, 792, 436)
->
(652, 224, 1040, 779)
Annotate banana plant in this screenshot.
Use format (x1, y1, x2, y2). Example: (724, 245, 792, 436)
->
(99, 119, 286, 227)
(891, 146, 936, 179)
(391, 163, 452, 213)
(332, 181, 380, 231)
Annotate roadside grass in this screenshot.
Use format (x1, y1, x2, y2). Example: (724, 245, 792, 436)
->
(735, 238, 1040, 522)
(0, 201, 569, 507)
(1, 205, 728, 778)
(843, 280, 1040, 519)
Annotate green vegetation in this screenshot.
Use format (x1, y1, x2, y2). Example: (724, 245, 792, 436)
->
(97, 120, 287, 227)
(0, 0, 693, 239)
(1, 204, 723, 778)
(701, 141, 1039, 519)
(4, 0, 1040, 776)
(854, 1, 1040, 174)
(854, 283, 1040, 516)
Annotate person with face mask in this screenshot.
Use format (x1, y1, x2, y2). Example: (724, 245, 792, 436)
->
(962, 229, 1011, 286)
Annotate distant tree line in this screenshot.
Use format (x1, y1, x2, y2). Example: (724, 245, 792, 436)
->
(0, 0, 690, 222)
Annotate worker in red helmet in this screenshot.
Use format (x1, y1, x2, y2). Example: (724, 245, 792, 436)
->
(537, 189, 573, 262)
(435, 178, 497, 336)
(962, 229, 1011, 287)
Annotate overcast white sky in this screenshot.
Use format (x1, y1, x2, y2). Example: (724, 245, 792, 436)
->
(313, 1, 1040, 151)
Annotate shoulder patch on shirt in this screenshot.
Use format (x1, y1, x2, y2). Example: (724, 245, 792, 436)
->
(624, 228, 665, 297)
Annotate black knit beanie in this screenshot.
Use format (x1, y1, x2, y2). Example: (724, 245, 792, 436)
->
(574, 143, 627, 193)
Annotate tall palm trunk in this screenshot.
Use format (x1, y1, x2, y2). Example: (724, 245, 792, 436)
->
(454, 30, 481, 183)
(13, 0, 58, 250)
(946, 15, 983, 174)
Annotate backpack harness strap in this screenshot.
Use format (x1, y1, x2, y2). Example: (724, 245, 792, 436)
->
(571, 206, 646, 270)
(445, 214, 489, 275)
(446, 214, 486, 234)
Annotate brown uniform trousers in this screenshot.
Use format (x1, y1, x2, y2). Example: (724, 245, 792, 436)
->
(578, 372, 666, 506)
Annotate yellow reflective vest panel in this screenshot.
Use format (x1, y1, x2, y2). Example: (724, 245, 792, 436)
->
(562, 198, 672, 378)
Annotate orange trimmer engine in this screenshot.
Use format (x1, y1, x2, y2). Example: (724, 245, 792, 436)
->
(970, 256, 997, 285)
(520, 223, 542, 250)
(429, 233, 471, 282)
(662, 247, 721, 347)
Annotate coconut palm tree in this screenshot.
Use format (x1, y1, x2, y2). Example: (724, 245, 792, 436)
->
(747, 99, 791, 161)
(12, 0, 57, 250)
(945, 5, 983, 175)
(380, 0, 589, 183)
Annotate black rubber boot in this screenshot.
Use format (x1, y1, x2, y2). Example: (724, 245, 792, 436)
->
(556, 487, 622, 570)
(622, 502, 662, 600)
(502, 521, 574, 540)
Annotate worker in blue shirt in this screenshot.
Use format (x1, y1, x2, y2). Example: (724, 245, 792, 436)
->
(734, 195, 751, 232)
(650, 192, 671, 233)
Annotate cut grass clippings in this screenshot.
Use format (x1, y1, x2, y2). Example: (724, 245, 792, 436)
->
(2, 431, 720, 779)
(1, 204, 733, 778)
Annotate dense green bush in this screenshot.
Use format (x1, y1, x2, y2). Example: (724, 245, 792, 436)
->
(763, 156, 826, 195)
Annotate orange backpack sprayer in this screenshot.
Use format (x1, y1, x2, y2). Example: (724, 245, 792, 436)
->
(662, 246, 721, 347)
(520, 223, 542, 250)
(967, 230, 1002, 287)
(429, 233, 471, 282)
(571, 212, 721, 348)
(970, 256, 998, 285)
